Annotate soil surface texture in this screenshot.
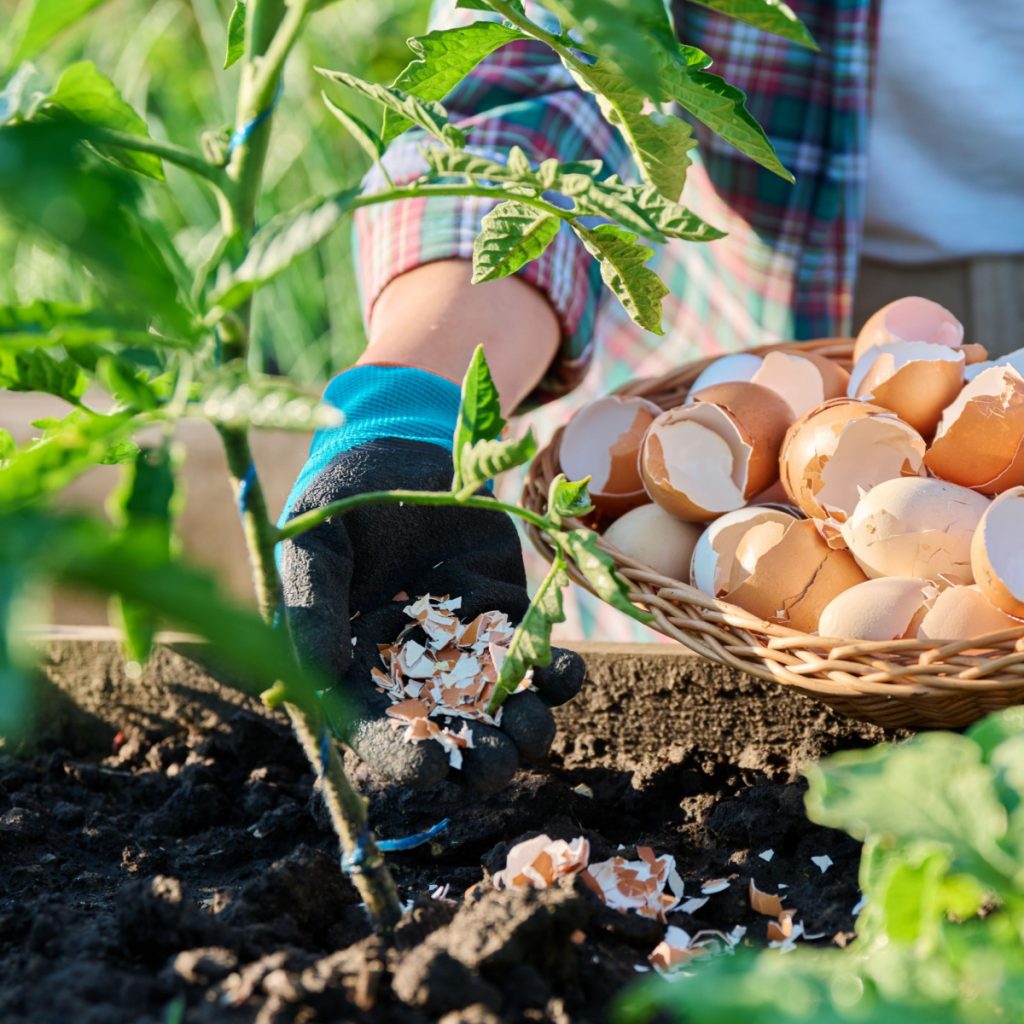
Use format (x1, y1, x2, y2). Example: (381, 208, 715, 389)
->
(0, 641, 901, 1023)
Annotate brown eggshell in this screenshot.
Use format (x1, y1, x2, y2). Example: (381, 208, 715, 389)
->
(917, 584, 1022, 642)
(854, 296, 964, 363)
(690, 381, 794, 497)
(971, 487, 1024, 619)
(723, 519, 868, 633)
(803, 352, 851, 399)
(780, 399, 926, 522)
(925, 366, 1024, 494)
(559, 395, 661, 519)
(817, 577, 933, 641)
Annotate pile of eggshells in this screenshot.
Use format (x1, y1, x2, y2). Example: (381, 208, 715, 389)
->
(558, 297, 1024, 643)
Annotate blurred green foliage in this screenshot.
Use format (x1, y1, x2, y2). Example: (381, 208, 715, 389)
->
(0, 0, 434, 386)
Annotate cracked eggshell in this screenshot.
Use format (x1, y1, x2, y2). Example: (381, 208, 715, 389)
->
(748, 350, 851, 419)
(559, 395, 661, 519)
(723, 519, 868, 632)
(918, 584, 1022, 641)
(925, 366, 1024, 494)
(848, 341, 965, 437)
(691, 506, 799, 597)
(842, 477, 990, 583)
(686, 352, 762, 396)
(818, 577, 932, 641)
(965, 346, 1024, 382)
(780, 399, 927, 522)
(640, 382, 791, 523)
(603, 504, 703, 581)
(854, 296, 964, 363)
(971, 487, 1024, 619)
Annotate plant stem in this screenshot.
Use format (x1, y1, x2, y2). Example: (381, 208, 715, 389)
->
(80, 126, 228, 186)
(351, 182, 572, 222)
(488, 0, 587, 72)
(276, 488, 552, 543)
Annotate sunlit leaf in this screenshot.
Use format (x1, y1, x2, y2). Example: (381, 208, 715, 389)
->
(48, 61, 163, 179)
(572, 223, 667, 333)
(0, 301, 166, 350)
(7, 0, 112, 65)
(315, 67, 465, 148)
(471, 200, 560, 283)
(95, 353, 159, 411)
(383, 22, 523, 143)
(456, 0, 524, 11)
(0, 348, 87, 403)
(209, 187, 360, 311)
(321, 92, 385, 165)
(548, 474, 594, 521)
(223, 0, 246, 69)
(556, 528, 651, 622)
(458, 431, 537, 494)
(689, 0, 819, 50)
(452, 344, 505, 492)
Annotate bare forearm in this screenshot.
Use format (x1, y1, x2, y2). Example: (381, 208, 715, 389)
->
(360, 260, 560, 414)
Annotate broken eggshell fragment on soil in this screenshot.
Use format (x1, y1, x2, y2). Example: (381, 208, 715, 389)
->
(925, 365, 1024, 494)
(779, 399, 927, 523)
(841, 477, 990, 583)
(558, 395, 661, 519)
(641, 382, 792, 522)
(971, 487, 1024, 619)
(602, 503, 703, 581)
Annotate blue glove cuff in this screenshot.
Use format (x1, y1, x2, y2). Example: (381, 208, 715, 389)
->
(279, 364, 461, 525)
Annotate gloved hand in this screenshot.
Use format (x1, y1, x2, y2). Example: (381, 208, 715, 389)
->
(277, 365, 585, 794)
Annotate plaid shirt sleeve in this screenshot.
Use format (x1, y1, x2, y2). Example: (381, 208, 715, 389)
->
(353, 2, 630, 402)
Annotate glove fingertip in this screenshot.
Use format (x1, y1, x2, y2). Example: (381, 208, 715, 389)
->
(500, 692, 556, 763)
(531, 648, 587, 708)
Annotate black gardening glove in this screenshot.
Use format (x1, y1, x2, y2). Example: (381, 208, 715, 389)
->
(277, 367, 585, 793)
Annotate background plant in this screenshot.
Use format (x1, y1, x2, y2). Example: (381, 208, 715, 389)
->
(0, 0, 813, 933)
(618, 706, 1024, 1022)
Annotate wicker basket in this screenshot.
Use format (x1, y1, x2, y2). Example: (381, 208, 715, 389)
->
(523, 338, 1024, 729)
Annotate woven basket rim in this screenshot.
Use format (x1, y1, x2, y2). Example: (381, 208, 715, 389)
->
(523, 338, 1024, 728)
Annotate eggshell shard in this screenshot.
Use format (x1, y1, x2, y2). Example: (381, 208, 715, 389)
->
(641, 384, 791, 522)
(559, 395, 660, 518)
(603, 504, 703, 581)
(965, 346, 1024, 382)
(723, 519, 867, 632)
(818, 577, 932, 641)
(854, 296, 964, 363)
(971, 487, 1024, 619)
(779, 399, 927, 522)
(925, 366, 1024, 494)
(848, 340, 965, 437)
(918, 585, 1022, 642)
(842, 477, 990, 583)
(690, 507, 799, 597)
(748, 351, 850, 419)
(686, 352, 762, 396)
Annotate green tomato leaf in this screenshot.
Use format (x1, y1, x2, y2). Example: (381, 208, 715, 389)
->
(223, 0, 246, 69)
(7, 0, 112, 65)
(556, 528, 651, 622)
(486, 554, 568, 715)
(384, 22, 524, 144)
(548, 473, 594, 522)
(452, 344, 506, 492)
(0, 301, 169, 350)
(48, 61, 164, 180)
(0, 410, 136, 512)
(665, 46, 793, 182)
(95, 354, 159, 411)
(571, 223, 668, 334)
(545, 0, 677, 101)
(0, 348, 88, 403)
(688, 0, 819, 50)
(456, 0, 524, 12)
(209, 187, 360, 311)
(458, 431, 537, 494)
(471, 200, 560, 284)
(321, 92, 385, 164)
(315, 67, 465, 148)
(108, 444, 179, 665)
(0, 430, 14, 463)
(566, 58, 695, 201)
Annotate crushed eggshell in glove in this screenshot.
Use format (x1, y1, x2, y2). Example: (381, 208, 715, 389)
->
(372, 594, 533, 767)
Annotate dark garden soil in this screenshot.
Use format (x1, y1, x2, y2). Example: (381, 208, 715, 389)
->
(0, 641, 900, 1023)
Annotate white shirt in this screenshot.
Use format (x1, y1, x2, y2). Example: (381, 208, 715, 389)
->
(862, 2, 1024, 264)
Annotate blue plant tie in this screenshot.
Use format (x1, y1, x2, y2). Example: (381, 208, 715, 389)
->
(237, 461, 257, 515)
(318, 726, 331, 777)
(341, 828, 370, 875)
(377, 818, 450, 852)
(227, 79, 284, 158)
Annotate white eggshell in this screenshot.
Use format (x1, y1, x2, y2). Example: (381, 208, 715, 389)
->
(841, 477, 990, 582)
(686, 353, 762, 400)
(971, 487, 1024, 618)
(750, 351, 827, 419)
(818, 577, 932, 641)
(603, 504, 703, 581)
(690, 506, 798, 598)
(918, 585, 1021, 641)
(854, 296, 964, 362)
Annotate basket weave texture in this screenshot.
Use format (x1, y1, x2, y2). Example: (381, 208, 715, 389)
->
(523, 339, 1024, 729)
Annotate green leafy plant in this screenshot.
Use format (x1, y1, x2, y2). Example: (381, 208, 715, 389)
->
(618, 707, 1024, 1022)
(0, 0, 814, 934)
